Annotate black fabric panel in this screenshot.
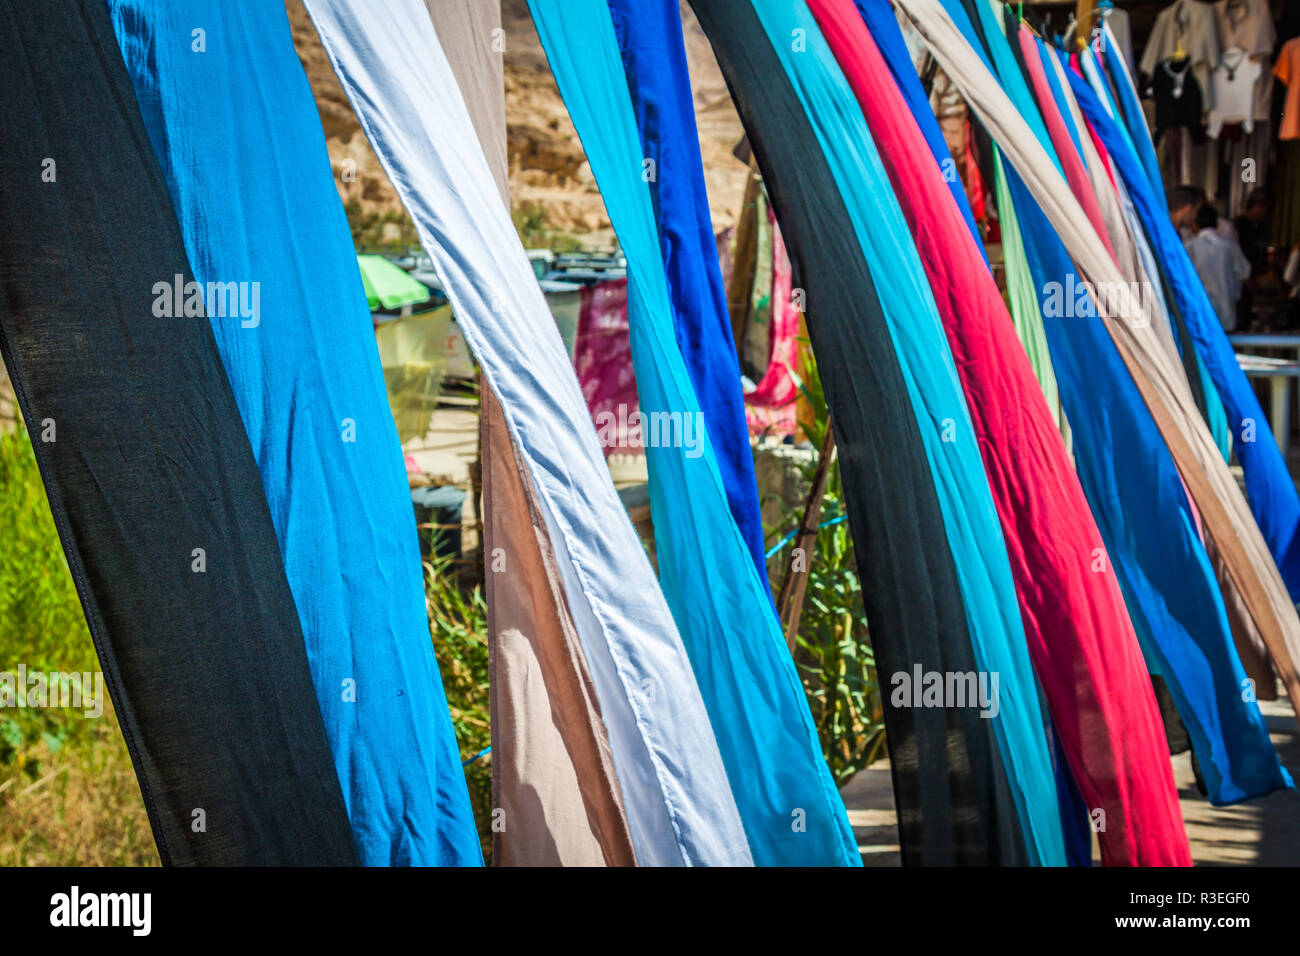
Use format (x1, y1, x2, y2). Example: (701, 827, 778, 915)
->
(689, 0, 1025, 866)
(0, 0, 358, 867)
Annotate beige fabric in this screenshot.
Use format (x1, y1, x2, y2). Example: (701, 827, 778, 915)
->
(896, 0, 1300, 717)
(426, 0, 634, 866)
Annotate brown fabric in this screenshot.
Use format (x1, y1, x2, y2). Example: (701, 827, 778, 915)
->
(1206, 532, 1279, 700)
(426, 0, 634, 866)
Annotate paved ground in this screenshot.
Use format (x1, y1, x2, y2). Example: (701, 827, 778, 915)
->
(841, 694, 1300, 866)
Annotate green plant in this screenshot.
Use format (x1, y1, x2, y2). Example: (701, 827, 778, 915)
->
(510, 201, 583, 252)
(423, 553, 493, 861)
(767, 347, 885, 786)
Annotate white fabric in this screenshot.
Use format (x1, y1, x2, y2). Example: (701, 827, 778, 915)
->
(1185, 228, 1251, 331)
(893, 0, 1300, 705)
(301, 0, 751, 867)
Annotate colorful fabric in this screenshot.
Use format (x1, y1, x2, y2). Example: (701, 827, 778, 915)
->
(605, 0, 769, 586)
(574, 280, 640, 457)
(831, 0, 1192, 864)
(530, 0, 857, 866)
(303, 0, 751, 866)
(691, 0, 1025, 865)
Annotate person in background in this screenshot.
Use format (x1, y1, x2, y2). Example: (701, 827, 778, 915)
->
(1184, 202, 1251, 331)
(1169, 184, 1206, 240)
(1234, 190, 1273, 330)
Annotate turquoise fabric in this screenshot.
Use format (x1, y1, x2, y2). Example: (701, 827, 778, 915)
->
(753, 0, 1065, 865)
(528, 0, 859, 866)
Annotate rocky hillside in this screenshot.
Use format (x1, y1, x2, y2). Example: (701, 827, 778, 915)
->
(286, 0, 748, 247)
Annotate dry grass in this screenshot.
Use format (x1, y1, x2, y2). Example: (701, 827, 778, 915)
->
(0, 715, 158, 867)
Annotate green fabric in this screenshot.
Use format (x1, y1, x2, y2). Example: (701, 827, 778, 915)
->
(994, 151, 1068, 444)
(358, 254, 431, 311)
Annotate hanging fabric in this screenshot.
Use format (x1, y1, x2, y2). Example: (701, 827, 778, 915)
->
(743, 213, 802, 438)
(0, 0, 358, 866)
(302, 0, 750, 867)
(893, 0, 1300, 775)
(821, 0, 1189, 864)
(107, 0, 481, 866)
(423, 0, 635, 867)
(753, 0, 1066, 865)
(528, 0, 857, 866)
(1008, 25, 1291, 806)
(695, 0, 1030, 866)
(605, 0, 769, 588)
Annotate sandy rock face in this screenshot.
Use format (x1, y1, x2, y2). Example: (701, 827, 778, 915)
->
(286, 0, 747, 246)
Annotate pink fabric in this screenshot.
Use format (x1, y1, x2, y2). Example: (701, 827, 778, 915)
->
(808, 0, 1190, 866)
(1017, 29, 1116, 264)
(574, 278, 641, 456)
(744, 213, 800, 436)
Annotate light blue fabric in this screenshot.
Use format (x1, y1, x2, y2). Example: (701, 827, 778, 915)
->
(1068, 64, 1300, 605)
(528, 0, 859, 866)
(753, 0, 1065, 865)
(107, 0, 482, 865)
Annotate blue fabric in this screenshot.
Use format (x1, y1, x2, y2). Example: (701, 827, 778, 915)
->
(1095, 37, 1166, 213)
(605, 0, 770, 589)
(107, 0, 482, 865)
(1000, 146, 1292, 806)
(1042, 42, 1230, 463)
(1073, 46, 1231, 462)
(1068, 68, 1300, 604)
(528, 0, 859, 866)
(755, 0, 1065, 865)
(854, 0, 986, 261)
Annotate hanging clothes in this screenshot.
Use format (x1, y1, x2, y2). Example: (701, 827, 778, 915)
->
(1214, 0, 1278, 126)
(691, 0, 1025, 866)
(574, 280, 640, 457)
(107, 0, 481, 866)
(302, 0, 751, 867)
(605, 0, 770, 589)
(821, 0, 1188, 866)
(0, 0, 357, 866)
(744, 213, 802, 438)
(424, 0, 635, 868)
(528, 0, 858, 867)
(1140, 0, 1221, 116)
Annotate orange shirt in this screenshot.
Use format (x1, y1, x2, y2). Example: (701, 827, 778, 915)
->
(1276, 37, 1300, 140)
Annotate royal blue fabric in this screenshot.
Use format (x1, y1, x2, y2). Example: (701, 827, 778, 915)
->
(854, 0, 986, 261)
(1068, 68, 1300, 604)
(992, 107, 1292, 804)
(604, 0, 769, 589)
(756, 0, 1066, 865)
(529, 0, 859, 866)
(108, 0, 482, 864)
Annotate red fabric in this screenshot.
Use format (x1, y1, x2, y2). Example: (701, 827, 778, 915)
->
(806, 0, 1190, 866)
(1016, 28, 1117, 265)
(745, 210, 799, 436)
(573, 278, 640, 456)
